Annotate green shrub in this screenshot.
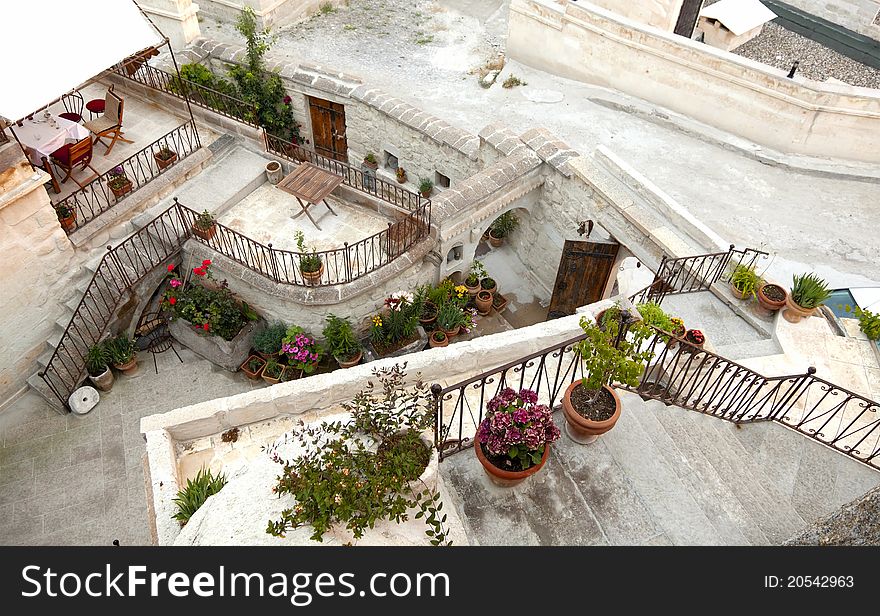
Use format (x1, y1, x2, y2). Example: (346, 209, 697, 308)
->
(790, 273, 831, 309)
(323, 314, 362, 361)
(636, 301, 673, 333)
(86, 342, 110, 376)
(106, 336, 136, 365)
(730, 264, 760, 299)
(842, 305, 880, 341)
(490, 211, 520, 238)
(173, 468, 227, 525)
(253, 321, 287, 355)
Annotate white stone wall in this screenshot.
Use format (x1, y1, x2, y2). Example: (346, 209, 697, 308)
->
(508, 0, 880, 163)
(0, 150, 82, 401)
(782, 0, 880, 41)
(197, 0, 346, 30)
(588, 0, 686, 31)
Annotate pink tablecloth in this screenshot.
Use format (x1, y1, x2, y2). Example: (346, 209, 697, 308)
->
(12, 113, 89, 165)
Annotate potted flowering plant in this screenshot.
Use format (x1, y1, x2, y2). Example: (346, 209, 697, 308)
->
(106, 166, 132, 198)
(281, 325, 323, 376)
(55, 203, 77, 232)
(192, 209, 217, 240)
(154, 146, 178, 170)
(368, 294, 426, 357)
(684, 329, 705, 350)
(464, 260, 486, 296)
(294, 230, 323, 285)
(475, 388, 560, 486)
(396, 167, 407, 184)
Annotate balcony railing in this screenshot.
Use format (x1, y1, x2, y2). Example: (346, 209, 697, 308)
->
(54, 120, 201, 234)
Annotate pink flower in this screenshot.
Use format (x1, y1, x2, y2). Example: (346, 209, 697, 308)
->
(169, 279, 182, 288)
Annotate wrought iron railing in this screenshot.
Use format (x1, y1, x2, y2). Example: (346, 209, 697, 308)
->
(0, 124, 9, 145)
(54, 120, 201, 234)
(112, 62, 260, 128)
(433, 326, 880, 470)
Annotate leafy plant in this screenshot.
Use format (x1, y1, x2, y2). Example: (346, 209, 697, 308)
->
(790, 273, 831, 309)
(490, 211, 519, 238)
(436, 301, 464, 331)
(156, 147, 176, 161)
(55, 203, 74, 220)
(281, 326, 323, 373)
(106, 335, 136, 365)
(86, 342, 110, 376)
(370, 295, 421, 349)
(106, 166, 130, 190)
(323, 314, 362, 361)
(476, 388, 559, 472)
(319, 1, 334, 14)
(172, 468, 228, 525)
(396, 167, 407, 182)
(246, 356, 265, 373)
(502, 75, 527, 89)
(163, 261, 251, 340)
(480, 276, 496, 292)
(636, 302, 673, 333)
(253, 321, 287, 355)
(266, 365, 450, 545)
(842, 305, 880, 341)
(730, 264, 760, 299)
(263, 358, 284, 379)
(432, 330, 447, 343)
(574, 310, 654, 405)
(294, 230, 322, 274)
(364, 152, 377, 165)
(465, 260, 486, 287)
(194, 209, 215, 231)
(418, 177, 433, 194)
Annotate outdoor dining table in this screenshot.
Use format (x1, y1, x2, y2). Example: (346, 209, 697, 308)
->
(13, 112, 89, 167)
(276, 162, 343, 230)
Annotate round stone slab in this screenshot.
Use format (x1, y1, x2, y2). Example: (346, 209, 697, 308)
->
(69, 385, 100, 415)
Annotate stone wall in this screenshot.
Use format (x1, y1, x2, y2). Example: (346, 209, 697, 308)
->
(196, 0, 346, 30)
(139, 0, 202, 50)
(508, 0, 880, 163)
(588, 0, 686, 31)
(780, 0, 880, 41)
(0, 147, 82, 402)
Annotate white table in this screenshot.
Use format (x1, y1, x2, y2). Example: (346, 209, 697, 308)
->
(13, 113, 89, 166)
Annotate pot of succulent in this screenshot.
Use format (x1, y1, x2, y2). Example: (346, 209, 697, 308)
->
(362, 151, 378, 171)
(683, 329, 705, 350)
(266, 366, 451, 545)
(475, 388, 561, 486)
(192, 209, 217, 241)
(265, 160, 283, 184)
(323, 313, 363, 369)
(475, 290, 493, 315)
(487, 211, 520, 247)
(436, 302, 463, 338)
(464, 260, 485, 296)
(261, 358, 285, 385)
(396, 167, 407, 184)
(154, 147, 178, 171)
(418, 177, 433, 198)
(294, 230, 324, 285)
(252, 321, 287, 360)
(55, 203, 77, 233)
(757, 282, 787, 313)
(281, 325, 323, 376)
(86, 342, 114, 392)
(427, 329, 447, 348)
(107, 166, 133, 198)
(107, 335, 138, 374)
(241, 354, 266, 380)
(729, 264, 760, 301)
(784, 272, 831, 323)
(562, 310, 653, 444)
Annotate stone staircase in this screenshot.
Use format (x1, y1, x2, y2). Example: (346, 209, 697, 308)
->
(442, 390, 880, 545)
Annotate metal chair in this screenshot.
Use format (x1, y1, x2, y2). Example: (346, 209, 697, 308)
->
(135, 311, 182, 374)
(59, 91, 84, 123)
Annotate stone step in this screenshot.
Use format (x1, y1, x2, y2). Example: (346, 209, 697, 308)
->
(26, 373, 68, 415)
(715, 338, 782, 362)
(629, 395, 767, 545)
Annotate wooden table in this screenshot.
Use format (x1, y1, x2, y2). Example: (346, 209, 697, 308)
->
(277, 162, 343, 230)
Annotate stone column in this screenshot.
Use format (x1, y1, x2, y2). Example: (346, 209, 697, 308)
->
(139, 0, 202, 50)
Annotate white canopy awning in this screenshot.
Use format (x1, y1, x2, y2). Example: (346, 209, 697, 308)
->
(0, 0, 164, 123)
(700, 0, 777, 36)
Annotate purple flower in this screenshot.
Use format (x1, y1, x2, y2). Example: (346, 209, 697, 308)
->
(519, 389, 538, 405)
(512, 408, 530, 424)
(478, 388, 560, 469)
(283, 95, 292, 105)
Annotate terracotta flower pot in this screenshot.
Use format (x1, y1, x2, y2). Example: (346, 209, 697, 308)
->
(109, 179, 133, 199)
(301, 262, 324, 286)
(262, 365, 285, 385)
(730, 283, 748, 300)
(464, 279, 481, 297)
(561, 382, 621, 444)
(155, 151, 178, 170)
(193, 224, 216, 241)
(442, 324, 461, 339)
(757, 283, 787, 313)
(419, 301, 438, 326)
(475, 290, 493, 315)
(492, 292, 509, 313)
(336, 351, 363, 369)
(782, 294, 817, 323)
(475, 439, 550, 487)
(58, 211, 77, 233)
(113, 356, 138, 375)
(362, 159, 378, 171)
(429, 331, 448, 348)
(240, 355, 265, 379)
(488, 228, 504, 248)
(420, 189, 432, 198)
(479, 278, 497, 296)
(88, 367, 114, 392)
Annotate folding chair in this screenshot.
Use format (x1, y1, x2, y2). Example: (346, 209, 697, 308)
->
(83, 90, 133, 156)
(135, 311, 182, 374)
(58, 91, 84, 123)
(49, 136, 98, 188)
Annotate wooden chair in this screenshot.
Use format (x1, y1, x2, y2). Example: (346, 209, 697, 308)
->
(83, 90, 133, 156)
(58, 91, 84, 123)
(50, 136, 98, 188)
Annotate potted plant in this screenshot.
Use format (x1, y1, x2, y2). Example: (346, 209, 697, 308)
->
(323, 314, 363, 369)
(154, 147, 178, 171)
(265, 160, 282, 184)
(294, 230, 324, 285)
(106, 166, 133, 198)
(281, 325, 323, 376)
(436, 302, 463, 339)
(107, 335, 138, 374)
(757, 282, 787, 313)
(684, 329, 705, 350)
(362, 151, 378, 171)
(261, 358, 285, 385)
(252, 321, 287, 360)
(429, 329, 448, 348)
(55, 203, 76, 233)
(241, 354, 266, 380)
(561, 311, 653, 443)
(396, 167, 407, 184)
(729, 264, 760, 300)
(842, 305, 880, 341)
(475, 290, 493, 315)
(418, 177, 433, 198)
(192, 209, 217, 241)
(488, 211, 519, 247)
(475, 388, 561, 486)
(479, 275, 497, 296)
(464, 260, 485, 296)
(86, 342, 114, 392)
(492, 292, 509, 313)
(784, 272, 831, 323)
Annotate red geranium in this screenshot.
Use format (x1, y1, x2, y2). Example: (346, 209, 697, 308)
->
(202, 322, 210, 331)
(202, 259, 212, 267)
(193, 267, 206, 277)
(167, 264, 175, 272)
(168, 296, 176, 305)
(685, 329, 705, 345)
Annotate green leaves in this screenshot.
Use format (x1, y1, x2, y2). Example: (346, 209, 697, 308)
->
(791, 272, 831, 309)
(575, 307, 654, 397)
(172, 468, 227, 525)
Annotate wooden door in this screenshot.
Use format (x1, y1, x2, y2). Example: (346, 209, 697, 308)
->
(547, 239, 620, 319)
(308, 96, 348, 162)
(674, 0, 703, 38)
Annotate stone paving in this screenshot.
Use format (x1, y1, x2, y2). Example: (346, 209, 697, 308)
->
(0, 347, 261, 546)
